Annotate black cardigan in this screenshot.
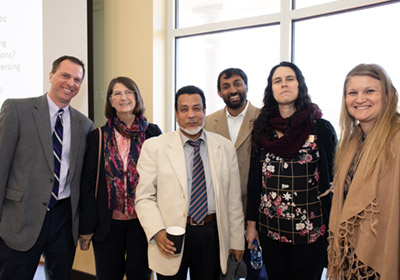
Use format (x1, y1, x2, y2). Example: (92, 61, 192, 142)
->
(246, 118, 337, 229)
(79, 123, 162, 241)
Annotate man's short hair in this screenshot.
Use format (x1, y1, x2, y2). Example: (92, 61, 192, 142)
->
(217, 68, 248, 91)
(51, 55, 85, 80)
(175, 85, 206, 111)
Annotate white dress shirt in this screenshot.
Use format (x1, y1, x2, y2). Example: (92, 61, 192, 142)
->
(180, 130, 216, 214)
(226, 100, 249, 144)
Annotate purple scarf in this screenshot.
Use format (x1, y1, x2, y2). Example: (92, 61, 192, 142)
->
(260, 106, 322, 160)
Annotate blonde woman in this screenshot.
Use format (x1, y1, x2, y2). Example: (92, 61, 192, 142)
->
(327, 64, 400, 279)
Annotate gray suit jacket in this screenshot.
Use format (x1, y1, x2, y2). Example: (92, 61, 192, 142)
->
(205, 102, 259, 213)
(0, 94, 93, 251)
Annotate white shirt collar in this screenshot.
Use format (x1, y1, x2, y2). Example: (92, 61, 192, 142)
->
(225, 100, 249, 119)
(180, 129, 206, 145)
(47, 93, 70, 117)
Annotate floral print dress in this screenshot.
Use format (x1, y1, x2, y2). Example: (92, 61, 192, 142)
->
(258, 135, 326, 245)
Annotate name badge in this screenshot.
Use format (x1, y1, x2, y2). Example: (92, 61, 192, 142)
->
(307, 135, 315, 143)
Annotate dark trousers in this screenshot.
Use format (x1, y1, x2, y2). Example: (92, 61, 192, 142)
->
(92, 218, 151, 280)
(157, 220, 220, 280)
(259, 234, 327, 280)
(0, 198, 75, 280)
(242, 239, 268, 280)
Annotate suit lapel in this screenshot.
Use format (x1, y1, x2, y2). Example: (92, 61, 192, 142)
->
(32, 95, 53, 170)
(235, 103, 258, 149)
(69, 107, 83, 181)
(212, 109, 231, 140)
(206, 131, 222, 198)
(166, 131, 188, 196)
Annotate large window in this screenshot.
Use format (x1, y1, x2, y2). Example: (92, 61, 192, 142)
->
(294, 0, 337, 9)
(294, 2, 400, 130)
(176, 25, 280, 114)
(168, 0, 399, 132)
(176, 0, 280, 28)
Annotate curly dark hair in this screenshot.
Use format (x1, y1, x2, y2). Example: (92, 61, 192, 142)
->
(252, 61, 315, 152)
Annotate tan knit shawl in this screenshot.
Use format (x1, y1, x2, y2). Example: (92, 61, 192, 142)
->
(327, 131, 400, 280)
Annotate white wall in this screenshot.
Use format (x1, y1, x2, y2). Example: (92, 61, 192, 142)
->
(43, 0, 89, 115)
(0, 0, 89, 116)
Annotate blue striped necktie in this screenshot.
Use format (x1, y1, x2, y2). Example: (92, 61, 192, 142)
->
(187, 140, 208, 223)
(48, 109, 64, 210)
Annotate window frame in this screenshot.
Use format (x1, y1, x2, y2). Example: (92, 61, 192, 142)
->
(166, 0, 392, 131)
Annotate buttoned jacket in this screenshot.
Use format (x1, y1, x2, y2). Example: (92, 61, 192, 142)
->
(0, 95, 93, 251)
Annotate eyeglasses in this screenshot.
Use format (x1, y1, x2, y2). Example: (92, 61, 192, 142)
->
(111, 90, 135, 98)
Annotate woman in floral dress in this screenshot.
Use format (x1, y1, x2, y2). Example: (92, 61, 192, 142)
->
(246, 62, 337, 280)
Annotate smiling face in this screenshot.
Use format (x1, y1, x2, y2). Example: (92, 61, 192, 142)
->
(218, 74, 247, 113)
(271, 66, 299, 107)
(110, 82, 137, 117)
(48, 59, 84, 108)
(345, 75, 383, 134)
(175, 93, 205, 140)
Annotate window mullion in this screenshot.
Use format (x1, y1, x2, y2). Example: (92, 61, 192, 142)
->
(280, 0, 293, 62)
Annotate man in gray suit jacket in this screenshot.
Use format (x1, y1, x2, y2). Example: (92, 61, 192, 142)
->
(0, 55, 93, 280)
(205, 68, 267, 280)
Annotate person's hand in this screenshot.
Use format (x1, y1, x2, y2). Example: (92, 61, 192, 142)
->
(79, 233, 94, 251)
(229, 249, 244, 263)
(246, 221, 260, 250)
(155, 229, 176, 256)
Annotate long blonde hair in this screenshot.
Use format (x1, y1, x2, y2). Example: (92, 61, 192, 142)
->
(334, 63, 400, 178)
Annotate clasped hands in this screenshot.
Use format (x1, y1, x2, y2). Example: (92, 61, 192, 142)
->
(78, 233, 94, 251)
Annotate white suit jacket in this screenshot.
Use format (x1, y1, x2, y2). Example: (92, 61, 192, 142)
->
(135, 129, 244, 275)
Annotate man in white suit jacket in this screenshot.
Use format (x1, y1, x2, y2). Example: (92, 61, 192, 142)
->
(135, 85, 245, 280)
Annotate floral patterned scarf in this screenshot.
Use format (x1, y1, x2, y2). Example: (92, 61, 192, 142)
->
(103, 114, 148, 214)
